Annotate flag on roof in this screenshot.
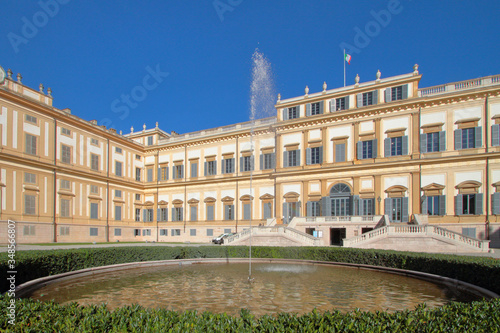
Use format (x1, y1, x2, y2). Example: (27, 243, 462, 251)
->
(345, 54, 351, 65)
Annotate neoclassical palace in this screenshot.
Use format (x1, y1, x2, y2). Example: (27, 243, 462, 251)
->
(1, 65, 500, 248)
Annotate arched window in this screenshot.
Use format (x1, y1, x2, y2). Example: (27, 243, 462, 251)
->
(330, 183, 351, 196)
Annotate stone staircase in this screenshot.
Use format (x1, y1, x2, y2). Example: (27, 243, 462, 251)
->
(343, 224, 490, 253)
(224, 226, 321, 247)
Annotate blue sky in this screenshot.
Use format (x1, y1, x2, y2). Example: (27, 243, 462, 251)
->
(1, 0, 499, 135)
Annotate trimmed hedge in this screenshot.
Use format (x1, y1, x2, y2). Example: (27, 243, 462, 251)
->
(1, 246, 499, 332)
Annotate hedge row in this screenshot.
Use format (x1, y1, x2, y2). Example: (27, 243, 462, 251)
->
(1, 246, 499, 332)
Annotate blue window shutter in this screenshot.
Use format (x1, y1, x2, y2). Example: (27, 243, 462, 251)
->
(204, 162, 207, 176)
(306, 103, 311, 117)
(143, 209, 147, 222)
(259, 154, 263, 170)
(385, 88, 392, 103)
(191, 163, 196, 178)
(356, 93, 362, 107)
(263, 202, 270, 219)
(439, 195, 446, 216)
(420, 134, 427, 153)
(384, 198, 392, 219)
(336, 143, 346, 162)
(372, 139, 378, 158)
(421, 196, 428, 215)
(221, 159, 226, 174)
(319, 101, 324, 114)
(295, 149, 300, 166)
(181, 165, 184, 179)
(402, 136, 409, 155)
(402, 84, 408, 99)
(474, 126, 482, 148)
(475, 193, 483, 215)
(306, 201, 312, 217)
(329, 99, 335, 112)
(296, 201, 301, 217)
(157, 208, 160, 221)
(224, 205, 229, 220)
(171, 208, 175, 221)
(283, 202, 289, 223)
(240, 157, 244, 172)
(214, 161, 217, 175)
(207, 205, 214, 221)
(345, 96, 350, 109)
(191, 206, 197, 221)
(402, 197, 409, 222)
(283, 151, 289, 168)
(319, 146, 323, 164)
(358, 199, 364, 215)
(282, 108, 288, 121)
(455, 195, 463, 215)
(306, 148, 311, 165)
(492, 193, 500, 214)
(157, 167, 161, 181)
(384, 138, 391, 157)
(439, 131, 446, 151)
(244, 204, 250, 220)
(492, 124, 500, 146)
(357, 141, 363, 159)
(352, 195, 359, 215)
(372, 90, 378, 105)
(454, 129, 462, 150)
(271, 153, 276, 169)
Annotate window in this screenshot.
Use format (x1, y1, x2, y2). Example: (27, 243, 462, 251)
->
(115, 189, 122, 197)
(61, 145, 71, 163)
(115, 161, 122, 177)
(24, 173, 36, 184)
(134, 229, 141, 236)
(60, 226, 70, 236)
(90, 202, 98, 219)
(334, 143, 346, 162)
(173, 165, 184, 179)
(243, 203, 251, 220)
(114, 228, 121, 236)
(384, 136, 408, 157)
(306, 147, 322, 165)
(260, 153, 275, 170)
(60, 179, 70, 190)
(135, 208, 141, 222)
(23, 225, 35, 235)
(240, 156, 253, 172)
(135, 154, 141, 160)
(224, 228, 232, 234)
(147, 136, 153, 145)
(60, 199, 70, 217)
(284, 149, 300, 167)
(144, 208, 154, 222)
(224, 204, 234, 220)
(222, 158, 234, 174)
(492, 124, 500, 146)
(462, 227, 476, 238)
(190, 206, 197, 221)
(206, 205, 214, 221)
(359, 198, 375, 216)
(91, 138, 99, 146)
(159, 229, 168, 236)
(456, 193, 483, 215)
(135, 167, 141, 181)
(205, 160, 217, 176)
(357, 91, 378, 107)
(25, 114, 37, 124)
(357, 140, 377, 159)
(455, 126, 481, 150)
(159, 166, 168, 181)
(115, 206, 122, 221)
(91, 154, 99, 171)
(332, 97, 349, 111)
(306, 102, 323, 116)
(384, 197, 409, 222)
(263, 202, 272, 219)
(142, 229, 151, 236)
(207, 229, 214, 237)
(115, 147, 122, 153)
(24, 194, 36, 215)
(190, 229, 196, 236)
(421, 131, 446, 153)
(423, 195, 446, 216)
(171, 229, 181, 236)
(147, 168, 153, 182)
(90, 228, 98, 236)
(158, 207, 168, 221)
(135, 194, 141, 201)
(306, 201, 321, 217)
(191, 162, 198, 178)
(25, 134, 37, 155)
(172, 207, 183, 221)
(385, 85, 408, 102)
(283, 106, 299, 120)
(90, 185, 99, 194)
(61, 127, 71, 136)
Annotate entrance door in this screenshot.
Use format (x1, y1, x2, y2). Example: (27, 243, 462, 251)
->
(330, 228, 346, 245)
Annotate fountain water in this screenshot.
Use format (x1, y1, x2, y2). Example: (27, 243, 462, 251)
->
(248, 49, 276, 281)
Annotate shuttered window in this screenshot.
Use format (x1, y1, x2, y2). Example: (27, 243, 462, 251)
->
(422, 195, 446, 216)
(384, 136, 408, 157)
(306, 147, 323, 165)
(454, 127, 482, 150)
(90, 202, 98, 219)
(455, 193, 483, 215)
(224, 204, 234, 220)
(357, 90, 378, 107)
(260, 153, 275, 170)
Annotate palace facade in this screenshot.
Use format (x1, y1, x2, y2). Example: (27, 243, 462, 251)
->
(1, 65, 500, 248)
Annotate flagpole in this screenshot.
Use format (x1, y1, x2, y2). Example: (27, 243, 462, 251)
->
(343, 49, 346, 87)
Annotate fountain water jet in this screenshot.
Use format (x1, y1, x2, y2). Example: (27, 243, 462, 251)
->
(248, 49, 276, 281)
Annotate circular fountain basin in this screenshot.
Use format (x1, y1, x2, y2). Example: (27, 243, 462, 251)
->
(19, 259, 491, 316)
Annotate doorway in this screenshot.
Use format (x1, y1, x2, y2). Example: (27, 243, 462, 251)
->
(330, 228, 346, 245)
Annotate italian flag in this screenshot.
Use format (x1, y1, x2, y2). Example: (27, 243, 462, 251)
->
(345, 54, 352, 65)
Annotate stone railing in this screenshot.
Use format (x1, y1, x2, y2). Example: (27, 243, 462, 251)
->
(225, 226, 320, 246)
(343, 224, 490, 252)
(419, 75, 500, 97)
(293, 215, 381, 226)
